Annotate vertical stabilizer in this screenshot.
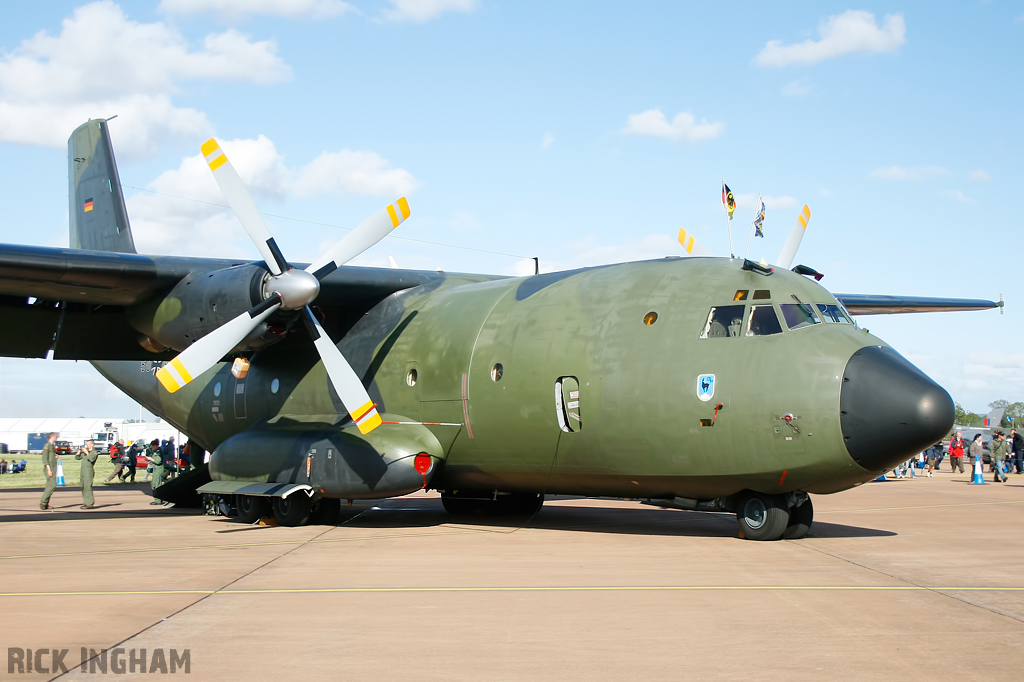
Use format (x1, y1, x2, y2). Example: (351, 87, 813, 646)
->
(69, 119, 136, 253)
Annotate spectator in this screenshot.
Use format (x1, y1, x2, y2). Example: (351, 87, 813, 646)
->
(1012, 428, 1024, 475)
(925, 442, 942, 477)
(991, 431, 1010, 483)
(104, 439, 127, 483)
(949, 430, 966, 474)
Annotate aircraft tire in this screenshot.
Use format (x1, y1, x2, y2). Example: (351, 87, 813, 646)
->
(783, 497, 813, 539)
(273, 494, 313, 527)
(736, 493, 789, 541)
(236, 495, 270, 524)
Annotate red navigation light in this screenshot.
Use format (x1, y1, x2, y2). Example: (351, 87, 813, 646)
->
(414, 454, 431, 473)
(783, 413, 794, 423)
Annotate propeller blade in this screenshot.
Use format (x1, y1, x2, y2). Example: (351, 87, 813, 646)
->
(156, 296, 282, 393)
(776, 205, 811, 270)
(201, 138, 289, 276)
(306, 198, 410, 280)
(677, 228, 712, 257)
(303, 308, 382, 434)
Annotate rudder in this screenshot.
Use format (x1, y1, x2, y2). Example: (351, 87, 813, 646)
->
(69, 119, 136, 253)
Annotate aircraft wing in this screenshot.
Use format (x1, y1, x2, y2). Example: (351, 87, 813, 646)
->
(0, 242, 445, 360)
(834, 293, 1002, 315)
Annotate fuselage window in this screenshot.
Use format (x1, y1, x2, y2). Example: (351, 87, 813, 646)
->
(780, 303, 821, 330)
(747, 305, 784, 336)
(700, 304, 745, 338)
(752, 290, 771, 300)
(816, 304, 853, 324)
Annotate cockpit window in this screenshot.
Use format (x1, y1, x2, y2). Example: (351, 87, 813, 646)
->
(816, 304, 853, 324)
(746, 305, 783, 336)
(700, 304, 745, 338)
(780, 303, 821, 330)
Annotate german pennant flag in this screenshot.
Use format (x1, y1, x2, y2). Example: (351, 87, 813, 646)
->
(721, 182, 735, 220)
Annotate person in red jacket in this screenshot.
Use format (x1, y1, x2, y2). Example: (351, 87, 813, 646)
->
(949, 430, 966, 474)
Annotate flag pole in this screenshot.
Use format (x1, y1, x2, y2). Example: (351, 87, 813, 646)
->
(743, 192, 760, 260)
(723, 179, 735, 258)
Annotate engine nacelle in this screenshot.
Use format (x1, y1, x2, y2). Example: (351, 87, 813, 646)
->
(209, 420, 444, 499)
(127, 264, 281, 352)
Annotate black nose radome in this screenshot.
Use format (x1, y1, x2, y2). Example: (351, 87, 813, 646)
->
(840, 345, 954, 473)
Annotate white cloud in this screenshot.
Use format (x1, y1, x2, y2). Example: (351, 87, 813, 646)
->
(0, 1, 290, 157)
(129, 135, 418, 256)
(755, 10, 905, 67)
(781, 80, 813, 96)
(944, 189, 973, 204)
(869, 165, 949, 181)
(961, 352, 1024, 394)
(969, 169, 991, 182)
(295, 149, 418, 197)
(383, 0, 478, 22)
(623, 108, 723, 143)
(159, 0, 355, 20)
(541, 132, 555, 151)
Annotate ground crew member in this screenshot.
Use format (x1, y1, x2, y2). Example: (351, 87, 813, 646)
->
(39, 432, 58, 510)
(75, 439, 99, 509)
(146, 444, 165, 505)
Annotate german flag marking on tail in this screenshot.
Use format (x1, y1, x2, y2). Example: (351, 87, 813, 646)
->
(84, 199, 94, 212)
(201, 138, 228, 172)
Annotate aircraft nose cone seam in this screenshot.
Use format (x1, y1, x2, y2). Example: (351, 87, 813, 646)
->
(839, 345, 954, 473)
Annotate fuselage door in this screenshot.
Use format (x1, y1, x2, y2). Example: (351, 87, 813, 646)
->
(555, 376, 582, 432)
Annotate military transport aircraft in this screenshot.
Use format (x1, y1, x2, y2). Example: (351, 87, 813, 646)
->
(0, 120, 1001, 540)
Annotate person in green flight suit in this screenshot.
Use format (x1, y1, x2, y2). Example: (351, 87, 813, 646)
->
(74, 439, 99, 509)
(146, 443, 165, 505)
(39, 432, 58, 510)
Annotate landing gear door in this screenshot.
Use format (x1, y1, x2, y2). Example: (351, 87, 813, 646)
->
(555, 376, 582, 433)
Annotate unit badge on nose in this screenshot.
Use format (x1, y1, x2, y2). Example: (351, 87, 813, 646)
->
(696, 374, 716, 402)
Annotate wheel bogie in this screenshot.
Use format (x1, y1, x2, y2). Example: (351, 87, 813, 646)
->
(783, 496, 814, 539)
(236, 495, 270, 524)
(736, 492, 790, 541)
(273, 494, 313, 527)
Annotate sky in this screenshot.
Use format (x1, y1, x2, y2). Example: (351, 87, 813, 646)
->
(0, 0, 1021, 419)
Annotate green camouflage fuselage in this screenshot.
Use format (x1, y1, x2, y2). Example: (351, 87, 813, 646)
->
(95, 257, 890, 501)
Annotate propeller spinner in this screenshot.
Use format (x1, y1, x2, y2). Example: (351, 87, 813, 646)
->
(156, 138, 410, 435)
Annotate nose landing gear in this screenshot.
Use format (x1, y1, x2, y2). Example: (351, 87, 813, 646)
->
(735, 491, 813, 541)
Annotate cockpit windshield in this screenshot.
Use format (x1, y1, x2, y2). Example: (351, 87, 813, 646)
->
(700, 304, 745, 338)
(746, 305, 783, 336)
(779, 303, 820, 330)
(816, 303, 853, 324)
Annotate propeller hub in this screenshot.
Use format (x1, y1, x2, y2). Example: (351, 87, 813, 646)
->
(268, 269, 320, 310)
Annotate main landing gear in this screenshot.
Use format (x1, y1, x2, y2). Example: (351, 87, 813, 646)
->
(735, 491, 813, 541)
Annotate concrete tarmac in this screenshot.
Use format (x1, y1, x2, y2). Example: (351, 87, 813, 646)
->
(2, 470, 1024, 681)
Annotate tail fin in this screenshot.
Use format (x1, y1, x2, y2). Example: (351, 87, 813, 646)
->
(68, 119, 136, 253)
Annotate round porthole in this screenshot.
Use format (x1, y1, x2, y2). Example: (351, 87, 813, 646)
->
(213, 382, 222, 397)
(271, 378, 280, 394)
(491, 363, 503, 382)
(406, 369, 418, 386)
(643, 311, 658, 326)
